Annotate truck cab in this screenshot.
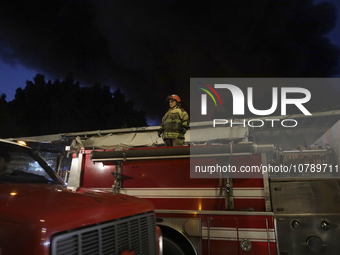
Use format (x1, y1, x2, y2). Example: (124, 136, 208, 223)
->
(0, 139, 162, 255)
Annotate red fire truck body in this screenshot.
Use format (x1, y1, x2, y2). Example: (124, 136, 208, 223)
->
(82, 154, 265, 211)
(66, 124, 340, 255)
(78, 150, 276, 255)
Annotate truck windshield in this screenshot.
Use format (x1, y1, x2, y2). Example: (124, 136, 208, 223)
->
(0, 145, 61, 184)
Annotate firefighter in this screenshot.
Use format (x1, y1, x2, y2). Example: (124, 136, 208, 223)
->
(158, 94, 189, 146)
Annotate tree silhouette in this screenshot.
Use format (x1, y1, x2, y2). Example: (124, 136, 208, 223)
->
(0, 73, 147, 138)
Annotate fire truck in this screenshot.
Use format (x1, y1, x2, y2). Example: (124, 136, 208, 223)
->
(62, 110, 340, 255)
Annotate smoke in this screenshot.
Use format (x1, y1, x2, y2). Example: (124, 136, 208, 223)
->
(0, 0, 339, 122)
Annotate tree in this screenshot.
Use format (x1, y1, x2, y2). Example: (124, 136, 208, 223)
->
(1, 74, 147, 138)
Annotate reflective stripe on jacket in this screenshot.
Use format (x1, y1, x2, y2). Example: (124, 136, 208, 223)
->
(160, 106, 189, 139)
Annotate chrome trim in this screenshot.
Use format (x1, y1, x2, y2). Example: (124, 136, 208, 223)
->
(275, 213, 340, 216)
(92, 152, 253, 162)
(51, 212, 157, 255)
(282, 149, 329, 154)
(274, 217, 280, 255)
(207, 217, 211, 255)
(261, 152, 272, 212)
(155, 209, 274, 216)
(158, 235, 163, 255)
(266, 218, 271, 255)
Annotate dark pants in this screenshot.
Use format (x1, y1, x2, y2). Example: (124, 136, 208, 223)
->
(164, 138, 184, 147)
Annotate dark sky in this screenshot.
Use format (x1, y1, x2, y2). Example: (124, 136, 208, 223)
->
(0, 0, 339, 125)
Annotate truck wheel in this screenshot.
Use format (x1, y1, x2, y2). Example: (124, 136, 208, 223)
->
(163, 237, 186, 255)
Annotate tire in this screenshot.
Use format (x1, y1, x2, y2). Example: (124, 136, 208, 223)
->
(163, 237, 186, 255)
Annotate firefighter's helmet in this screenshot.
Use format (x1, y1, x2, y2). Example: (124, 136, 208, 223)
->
(166, 94, 181, 102)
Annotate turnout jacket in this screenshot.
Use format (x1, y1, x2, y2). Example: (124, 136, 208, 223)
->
(160, 106, 189, 139)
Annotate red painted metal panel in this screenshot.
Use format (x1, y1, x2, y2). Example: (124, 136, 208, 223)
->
(82, 146, 276, 255)
(233, 199, 265, 212)
(233, 177, 264, 188)
(82, 154, 116, 188)
(83, 149, 266, 212)
(145, 198, 225, 210)
(122, 158, 219, 188)
(157, 213, 276, 255)
(0, 184, 154, 255)
(207, 217, 239, 255)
